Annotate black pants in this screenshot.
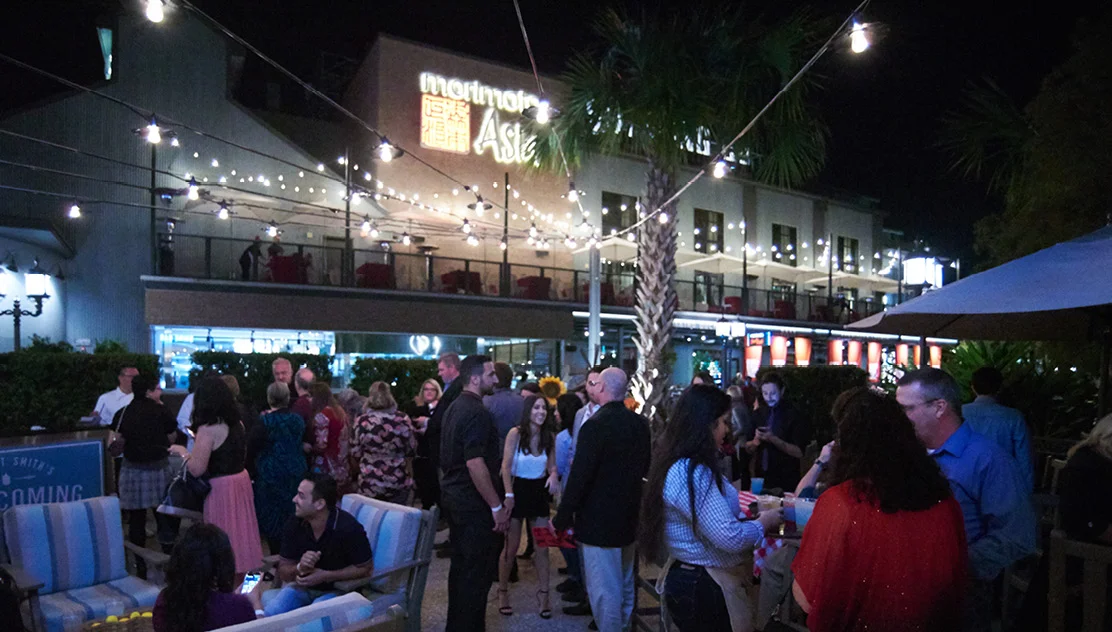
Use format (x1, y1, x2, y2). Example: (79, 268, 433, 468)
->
(413, 456, 440, 509)
(446, 508, 502, 632)
(664, 563, 732, 632)
(125, 509, 180, 578)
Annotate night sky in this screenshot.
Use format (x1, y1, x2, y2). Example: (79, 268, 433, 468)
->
(3, 0, 1107, 261)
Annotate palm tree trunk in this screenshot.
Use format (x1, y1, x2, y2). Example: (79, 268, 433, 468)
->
(631, 163, 678, 434)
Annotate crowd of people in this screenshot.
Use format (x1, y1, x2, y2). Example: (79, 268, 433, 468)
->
(92, 352, 1107, 632)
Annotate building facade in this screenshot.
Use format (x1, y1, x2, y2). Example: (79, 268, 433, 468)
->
(0, 14, 949, 388)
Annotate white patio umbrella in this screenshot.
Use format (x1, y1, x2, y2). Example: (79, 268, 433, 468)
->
(849, 225, 1112, 413)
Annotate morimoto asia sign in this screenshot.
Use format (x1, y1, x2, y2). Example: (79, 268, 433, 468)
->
(418, 72, 540, 165)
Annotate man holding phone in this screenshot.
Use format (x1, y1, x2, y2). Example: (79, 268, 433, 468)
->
(745, 372, 811, 493)
(264, 473, 374, 616)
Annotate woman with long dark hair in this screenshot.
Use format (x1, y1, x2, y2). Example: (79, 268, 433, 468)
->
(791, 387, 967, 631)
(153, 524, 259, 632)
(640, 384, 781, 632)
(497, 395, 561, 618)
(169, 376, 263, 576)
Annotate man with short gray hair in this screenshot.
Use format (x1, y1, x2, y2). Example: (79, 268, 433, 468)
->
(553, 367, 650, 632)
(896, 368, 1034, 631)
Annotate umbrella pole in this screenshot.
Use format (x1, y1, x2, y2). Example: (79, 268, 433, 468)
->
(920, 335, 929, 369)
(1100, 329, 1111, 418)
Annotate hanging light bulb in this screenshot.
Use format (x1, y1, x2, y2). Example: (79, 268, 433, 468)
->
(461, 219, 472, 234)
(370, 222, 380, 238)
(145, 0, 165, 23)
(499, 233, 508, 250)
(144, 118, 161, 144)
(401, 232, 411, 246)
(217, 202, 229, 220)
(187, 177, 199, 201)
(529, 222, 538, 238)
(565, 236, 577, 249)
(712, 160, 728, 179)
(67, 202, 82, 219)
(266, 222, 279, 238)
(850, 22, 870, 54)
(658, 212, 669, 224)
(466, 234, 479, 247)
(360, 216, 371, 237)
(377, 138, 400, 163)
(566, 182, 579, 203)
(527, 235, 535, 246)
(170, 137, 180, 147)
(535, 100, 551, 124)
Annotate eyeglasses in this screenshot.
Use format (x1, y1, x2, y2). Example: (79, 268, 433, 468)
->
(899, 398, 940, 413)
(587, 380, 600, 387)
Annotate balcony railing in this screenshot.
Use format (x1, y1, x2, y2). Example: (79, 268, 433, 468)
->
(156, 233, 883, 324)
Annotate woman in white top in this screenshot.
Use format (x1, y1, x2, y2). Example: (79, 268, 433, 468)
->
(498, 395, 561, 618)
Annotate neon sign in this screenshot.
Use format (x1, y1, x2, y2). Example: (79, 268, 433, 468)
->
(418, 72, 539, 165)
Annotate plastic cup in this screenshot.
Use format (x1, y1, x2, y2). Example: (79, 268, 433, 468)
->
(794, 499, 816, 530)
(751, 477, 764, 494)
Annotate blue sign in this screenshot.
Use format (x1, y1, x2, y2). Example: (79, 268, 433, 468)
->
(0, 440, 104, 510)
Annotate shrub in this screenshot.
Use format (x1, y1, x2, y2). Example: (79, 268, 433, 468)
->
(0, 351, 159, 434)
(189, 351, 334, 407)
(755, 365, 869, 445)
(349, 358, 439, 407)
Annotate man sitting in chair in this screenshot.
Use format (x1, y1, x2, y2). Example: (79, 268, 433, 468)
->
(264, 473, 374, 616)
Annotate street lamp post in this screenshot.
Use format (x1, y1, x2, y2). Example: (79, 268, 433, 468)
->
(1, 260, 51, 351)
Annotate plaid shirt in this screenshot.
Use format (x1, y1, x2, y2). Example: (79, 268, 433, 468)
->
(663, 459, 765, 568)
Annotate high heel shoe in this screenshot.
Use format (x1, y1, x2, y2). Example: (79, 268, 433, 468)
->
(537, 589, 552, 619)
(498, 588, 513, 616)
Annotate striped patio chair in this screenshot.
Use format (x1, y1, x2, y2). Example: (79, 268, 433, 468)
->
(0, 496, 165, 632)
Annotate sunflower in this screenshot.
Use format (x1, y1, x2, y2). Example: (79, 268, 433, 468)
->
(538, 376, 566, 405)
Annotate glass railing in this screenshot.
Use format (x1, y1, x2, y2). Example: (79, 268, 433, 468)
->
(155, 234, 882, 324)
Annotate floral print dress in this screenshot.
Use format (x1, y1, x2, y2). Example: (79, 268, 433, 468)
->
(350, 407, 417, 502)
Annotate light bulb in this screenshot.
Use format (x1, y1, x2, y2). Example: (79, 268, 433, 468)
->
(378, 139, 395, 163)
(401, 232, 411, 246)
(68, 203, 82, 219)
(712, 160, 728, 179)
(500, 235, 508, 250)
(658, 212, 669, 224)
(170, 137, 179, 147)
(529, 223, 538, 238)
(462, 219, 472, 234)
(361, 217, 371, 237)
(145, 0, 165, 23)
(370, 223, 380, 238)
(217, 204, 229, 220)
(467, 235, 479, 246)
(266, 223, 278, 238)
(145, 119, 161, 144)
(187, 177, 199, 201)
(536, 100, 551, 124)
(527, 236, 535, 246)
(850, 22, 870, 54)
(567, 182, 578, 203)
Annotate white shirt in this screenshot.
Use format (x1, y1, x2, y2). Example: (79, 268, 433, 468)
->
(512, 450, 549, 479)
(176, 392, 195, 433)
(571, 402, 600, 452)
(94, 388, 134, 428)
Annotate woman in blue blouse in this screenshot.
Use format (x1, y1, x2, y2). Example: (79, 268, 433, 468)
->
(640, 385, 782, 632)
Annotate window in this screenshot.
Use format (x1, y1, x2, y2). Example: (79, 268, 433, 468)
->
(837, 236, 860, 274)
(601, 192, 639, 236)
(771, 224, 798, 267)
(694, 271, 724, 306)
(97, 27, 113, 80)
(693, 209, 724, 254)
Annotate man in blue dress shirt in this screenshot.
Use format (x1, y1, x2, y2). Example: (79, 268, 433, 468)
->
(962, 366, 1034, 491)
(897, 368, 1035, 632)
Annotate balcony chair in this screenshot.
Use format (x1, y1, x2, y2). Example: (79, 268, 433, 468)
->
(773, 300, 797, 320)
(261, 494, 437, 632)
(724, 296, 743, 314)
(516, 276, 552, 301)
(356, 262, 396, 289)
(0, 496, 167, 632)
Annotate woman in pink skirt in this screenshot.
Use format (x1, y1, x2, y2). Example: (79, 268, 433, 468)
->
(170, 376, 263, 577)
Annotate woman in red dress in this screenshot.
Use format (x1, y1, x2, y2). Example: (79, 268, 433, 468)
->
(791, 387, 967, 631)
(307, 382, 351, 491)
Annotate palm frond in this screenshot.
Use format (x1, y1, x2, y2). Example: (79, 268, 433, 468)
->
(938, 79, 1033, 194)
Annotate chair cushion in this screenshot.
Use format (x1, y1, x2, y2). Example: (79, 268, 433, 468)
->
(339, 494, 421, 595)
(218, 592, 378, 632)
(2, 496, 127, 594)
(28, 575, 160, 632)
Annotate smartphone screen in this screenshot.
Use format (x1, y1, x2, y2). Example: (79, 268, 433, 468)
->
(240, 572, 262, 594)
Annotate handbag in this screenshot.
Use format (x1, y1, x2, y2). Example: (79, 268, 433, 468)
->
(157, 458, 211, 521)
(106, 405, 130, 458)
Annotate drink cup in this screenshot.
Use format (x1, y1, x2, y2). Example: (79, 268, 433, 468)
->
(750, 477, 764, 494)
(795, 499, 817, 530)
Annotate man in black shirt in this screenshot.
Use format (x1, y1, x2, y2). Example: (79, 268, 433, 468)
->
(552, 367, 650, 632)
(265, 473, 374, 616)
(745, 371, 811, 492)
(439, 354, 508, 631)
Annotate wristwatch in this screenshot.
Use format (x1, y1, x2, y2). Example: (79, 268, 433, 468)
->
(815, 459, 827, 469)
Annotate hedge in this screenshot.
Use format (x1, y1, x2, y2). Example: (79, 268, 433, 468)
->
(755, 365, 869, 445)
(349, 358, 439, 407)
(189, 351, 334, 407)
(0, 351, 159, 434)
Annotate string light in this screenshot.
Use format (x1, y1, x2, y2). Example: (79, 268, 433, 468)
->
(145, 0, 165, 23)
(266, 222, 279, 238)
(566, 182, 579, 203)
(377, 138, 403, 163)
(461, 218, 472, 234)
(217, 202, 229, 220)
(712, 160, 728, 179)
(360, 216, 371, 237)
(187, 177, 199, 201)
(535, 100, 551, 125)
(850, 22, 870, 54)
(67, 202, 81, 219)
(500, 233, 508, 250)
(401, 232, 411, 246)
(529, 222, 538, 238)
(466, 234, 479, 247)
(658, 212, 669, 224)
(144, 118, 161, 144)
(370, 222, 380, 238)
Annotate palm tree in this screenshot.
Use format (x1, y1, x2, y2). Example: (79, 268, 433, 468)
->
(532, 7, 828, 429)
